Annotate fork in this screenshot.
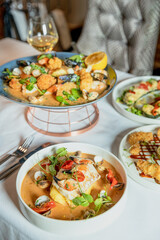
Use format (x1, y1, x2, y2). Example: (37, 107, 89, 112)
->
(0, 133, 35, 166)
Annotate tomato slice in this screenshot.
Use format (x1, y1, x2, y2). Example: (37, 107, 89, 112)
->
(32, 201, 56, 214)
(146, 82, 152, 87)
(61, 160, 74, 170)
(152, 108, 158, 116)
(107, 169, 114, 182)
(72, 171, 85, 182)
(107, 169, 118, 190)
(128, 90, 135, 94)
(109, 177, 118, 190)
(138, 83, 148, 90)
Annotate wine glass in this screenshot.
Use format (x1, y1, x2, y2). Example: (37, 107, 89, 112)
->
(27, 15, 59, 52)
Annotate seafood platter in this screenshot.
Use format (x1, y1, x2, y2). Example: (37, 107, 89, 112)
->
(112, 76, 160, 124)
(16, 142, 127, 234)
(0, 52, 117, 109)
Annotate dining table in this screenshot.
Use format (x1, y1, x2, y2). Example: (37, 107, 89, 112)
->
(0, 37, 160, 240)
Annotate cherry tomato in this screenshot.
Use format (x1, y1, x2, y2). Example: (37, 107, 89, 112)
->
(72, 171, 85, 182)
(61, 160, 74, 170)
(32, 201, 56, 214)
(138, 83, 148, 90)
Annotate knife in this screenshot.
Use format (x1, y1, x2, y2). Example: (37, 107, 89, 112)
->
(0, 142, 52, 181)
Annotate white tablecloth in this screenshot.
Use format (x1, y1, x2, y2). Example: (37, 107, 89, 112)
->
(0, 38, 160, 240)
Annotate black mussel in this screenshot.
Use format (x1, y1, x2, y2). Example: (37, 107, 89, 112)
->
(69, 156, 75, 161)
(62, 170, 72, 174)
(53, 176, 61, 184)
(64, 58, 83, 67)
(1, 75, 10, 82)
(59, 74, 79, 84)
(91, 72, 107, 81)
(17, 60, 32, 67)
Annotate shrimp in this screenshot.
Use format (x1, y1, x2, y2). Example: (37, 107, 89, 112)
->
(9, 78, 22, 90)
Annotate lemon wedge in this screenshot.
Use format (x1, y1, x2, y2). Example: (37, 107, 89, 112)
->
(85, 51, 107, 70)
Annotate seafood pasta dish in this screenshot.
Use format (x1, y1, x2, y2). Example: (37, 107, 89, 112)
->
(2, 52, 111, 107)
(21, 147, 125, 220)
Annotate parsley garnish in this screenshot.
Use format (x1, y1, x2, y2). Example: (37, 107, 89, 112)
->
(38, 54, 53, 60)
(31, 64, 47, 74)
(94, 191, 113, 214)
(3, 68, 12, 76)
(72, 193, 93, 207)
(56, 96, 70, 105)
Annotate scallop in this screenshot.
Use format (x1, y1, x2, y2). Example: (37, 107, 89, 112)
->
(23, 66, 32, 75)
(67, 68, 74, 74)
(32, 69, 41, 77)
(34, 171, 46, 181)
(35, 195, 50, 207)
(12, 68, 22, 76)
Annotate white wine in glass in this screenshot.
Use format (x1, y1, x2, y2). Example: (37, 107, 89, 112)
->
(27, 16, 59, 52)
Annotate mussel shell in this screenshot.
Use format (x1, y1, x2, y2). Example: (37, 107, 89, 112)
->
(64, 59, 82, 67)
(53, 176, 61, 184)
(62, 170, 72, 174)
(34, 171, 46, 181)
(35, 195, 50, 206)
(91, 72, 107, 81)
(43, 210, 51, 216)
(113, 183, 124, 190)
(38, 180, 51, 189)
(75, 151, 82, 157)
(59, 74, 79, 83)
(134, 90, 160, 110)
(17, 60, 32, 67)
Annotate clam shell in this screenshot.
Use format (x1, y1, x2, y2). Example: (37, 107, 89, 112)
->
(35, 195, 50, 206)
(34, 171, 45, 181)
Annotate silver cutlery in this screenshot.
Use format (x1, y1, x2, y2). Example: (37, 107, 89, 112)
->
(0, 133, 35, 166)
(0, 142, 51, 180)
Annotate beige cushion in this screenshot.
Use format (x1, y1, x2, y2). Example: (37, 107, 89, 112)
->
(77, 0, 160, 75)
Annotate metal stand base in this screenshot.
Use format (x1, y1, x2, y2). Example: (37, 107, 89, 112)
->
(25, 104, 99, 137)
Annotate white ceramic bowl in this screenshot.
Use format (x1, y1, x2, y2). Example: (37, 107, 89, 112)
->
(16, 142, 128, 235)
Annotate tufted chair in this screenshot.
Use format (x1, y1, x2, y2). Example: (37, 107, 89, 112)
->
(77, 0, 160, 75)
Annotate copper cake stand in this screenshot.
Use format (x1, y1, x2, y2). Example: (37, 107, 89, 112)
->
(25, 104, 99, 137)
